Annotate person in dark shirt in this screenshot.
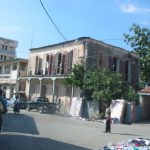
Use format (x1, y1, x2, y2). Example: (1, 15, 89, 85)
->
(13, 98, 20, 115)
(105, 114, 111, 133)
(104, 109, 111, 133)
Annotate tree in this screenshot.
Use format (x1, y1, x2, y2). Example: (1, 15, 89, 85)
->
(83, 68, 122, 105)
(63, 61, 123, 105)
(63, 60, 85, 90)
(124, 24, 150, 85)
(122, 86, 139, 104)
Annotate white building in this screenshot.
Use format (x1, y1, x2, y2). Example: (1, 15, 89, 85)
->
(0, 58, 28, 99)
(0, 37, 18, 61)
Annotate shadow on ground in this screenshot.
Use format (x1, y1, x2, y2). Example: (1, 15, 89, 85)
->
(0, 133, 91, 150)
(2, 112, 39, 135)
(110, 132, 141, 136)
(136, 120, 150, 125)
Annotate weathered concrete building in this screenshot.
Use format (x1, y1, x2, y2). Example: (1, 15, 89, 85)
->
(0, 37, 18, 60)
(19, 37, 139, 114)
(0, 37, 28, 99)
(0, 58, 28, 98)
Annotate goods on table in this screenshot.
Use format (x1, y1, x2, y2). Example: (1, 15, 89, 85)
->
(103, 138, 150, 150)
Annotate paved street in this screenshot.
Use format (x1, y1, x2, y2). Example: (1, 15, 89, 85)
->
(1, 108, 150, 150)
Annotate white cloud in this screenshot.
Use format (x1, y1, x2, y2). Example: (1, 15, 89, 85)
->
(120, 4, 150, 14)
(0, 26, 22, 33)
(120, 4, 138, 13)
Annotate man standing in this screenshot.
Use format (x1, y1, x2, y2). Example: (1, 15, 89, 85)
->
(105, 113, 111, 133)
(104, 108, 111, 133)
(0, 89, 7, 132)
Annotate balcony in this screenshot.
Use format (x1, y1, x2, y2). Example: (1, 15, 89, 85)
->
(0, 74, 11, 78)
(0, 49, 16, 56)
(0, 74, 16, 84)
(0, 70, 17, 79)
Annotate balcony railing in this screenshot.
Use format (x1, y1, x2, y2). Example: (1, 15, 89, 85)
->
(0, 49, 16, 56)
(0, 74, 11, 78)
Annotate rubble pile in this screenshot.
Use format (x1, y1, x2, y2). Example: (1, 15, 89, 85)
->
(103, 138, 150, 150)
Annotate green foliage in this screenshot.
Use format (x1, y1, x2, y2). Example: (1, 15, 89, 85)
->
(63, 61, 123, 105)
(124, 24, 150, 85)
(83, 68, 123, 104)
(122, 86, 139, 104)
(63, 60, 85, 89)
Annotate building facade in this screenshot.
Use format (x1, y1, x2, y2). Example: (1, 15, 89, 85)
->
(0, 58, 28, 99)
(18, 37, 140, 114)
(139, 87, 150, 120)
(0, 37, 18, 61)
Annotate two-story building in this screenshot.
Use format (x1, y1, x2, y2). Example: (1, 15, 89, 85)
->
(18, 37, 139, 114)
(0, 37, 28, 99)
(0, 58, 28, 99)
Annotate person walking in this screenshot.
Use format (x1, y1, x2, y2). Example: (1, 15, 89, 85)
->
(0, 89, 7, 133)
(13, 96, 20, 115)
(56, 98, 61, 114)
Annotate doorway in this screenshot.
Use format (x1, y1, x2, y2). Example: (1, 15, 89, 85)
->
(41, 85, 46, 97)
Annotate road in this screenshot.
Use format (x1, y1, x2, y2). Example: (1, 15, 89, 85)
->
(1, 108, 150, 150)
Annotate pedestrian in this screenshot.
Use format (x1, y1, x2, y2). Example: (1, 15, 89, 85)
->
(13, 97, 20, 115)
(0, 89, 7, 133)
(56, 98, 61, 114)
(104, 109, 111, 133)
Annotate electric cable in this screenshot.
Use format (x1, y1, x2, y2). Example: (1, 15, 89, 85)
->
(39, 0, 67, 41)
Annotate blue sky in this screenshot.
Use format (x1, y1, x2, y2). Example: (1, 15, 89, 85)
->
(0, 0, 150, 58)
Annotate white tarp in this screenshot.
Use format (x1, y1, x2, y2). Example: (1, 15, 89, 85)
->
(69, 97, 82, 117)
(110, 99, 126, 123)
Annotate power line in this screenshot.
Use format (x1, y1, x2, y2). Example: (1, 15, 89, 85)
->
(39, 0, 67, 41)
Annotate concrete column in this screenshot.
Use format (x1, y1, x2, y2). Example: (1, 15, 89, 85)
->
(17, 60, 20, 76)
(39, 78, 42, 97)
(16, 79, 19, 94)
(2, 64, 4, 77)
(27, 78, 31, 100)
(52, 77, 56, 103)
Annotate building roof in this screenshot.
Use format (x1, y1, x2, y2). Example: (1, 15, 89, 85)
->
(139, 87, 150, 96)
(0, 37, 18, 43)
(29, 37, 139, 59)
(30, 37, 129, 53)
(140, 87, 150, 93)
